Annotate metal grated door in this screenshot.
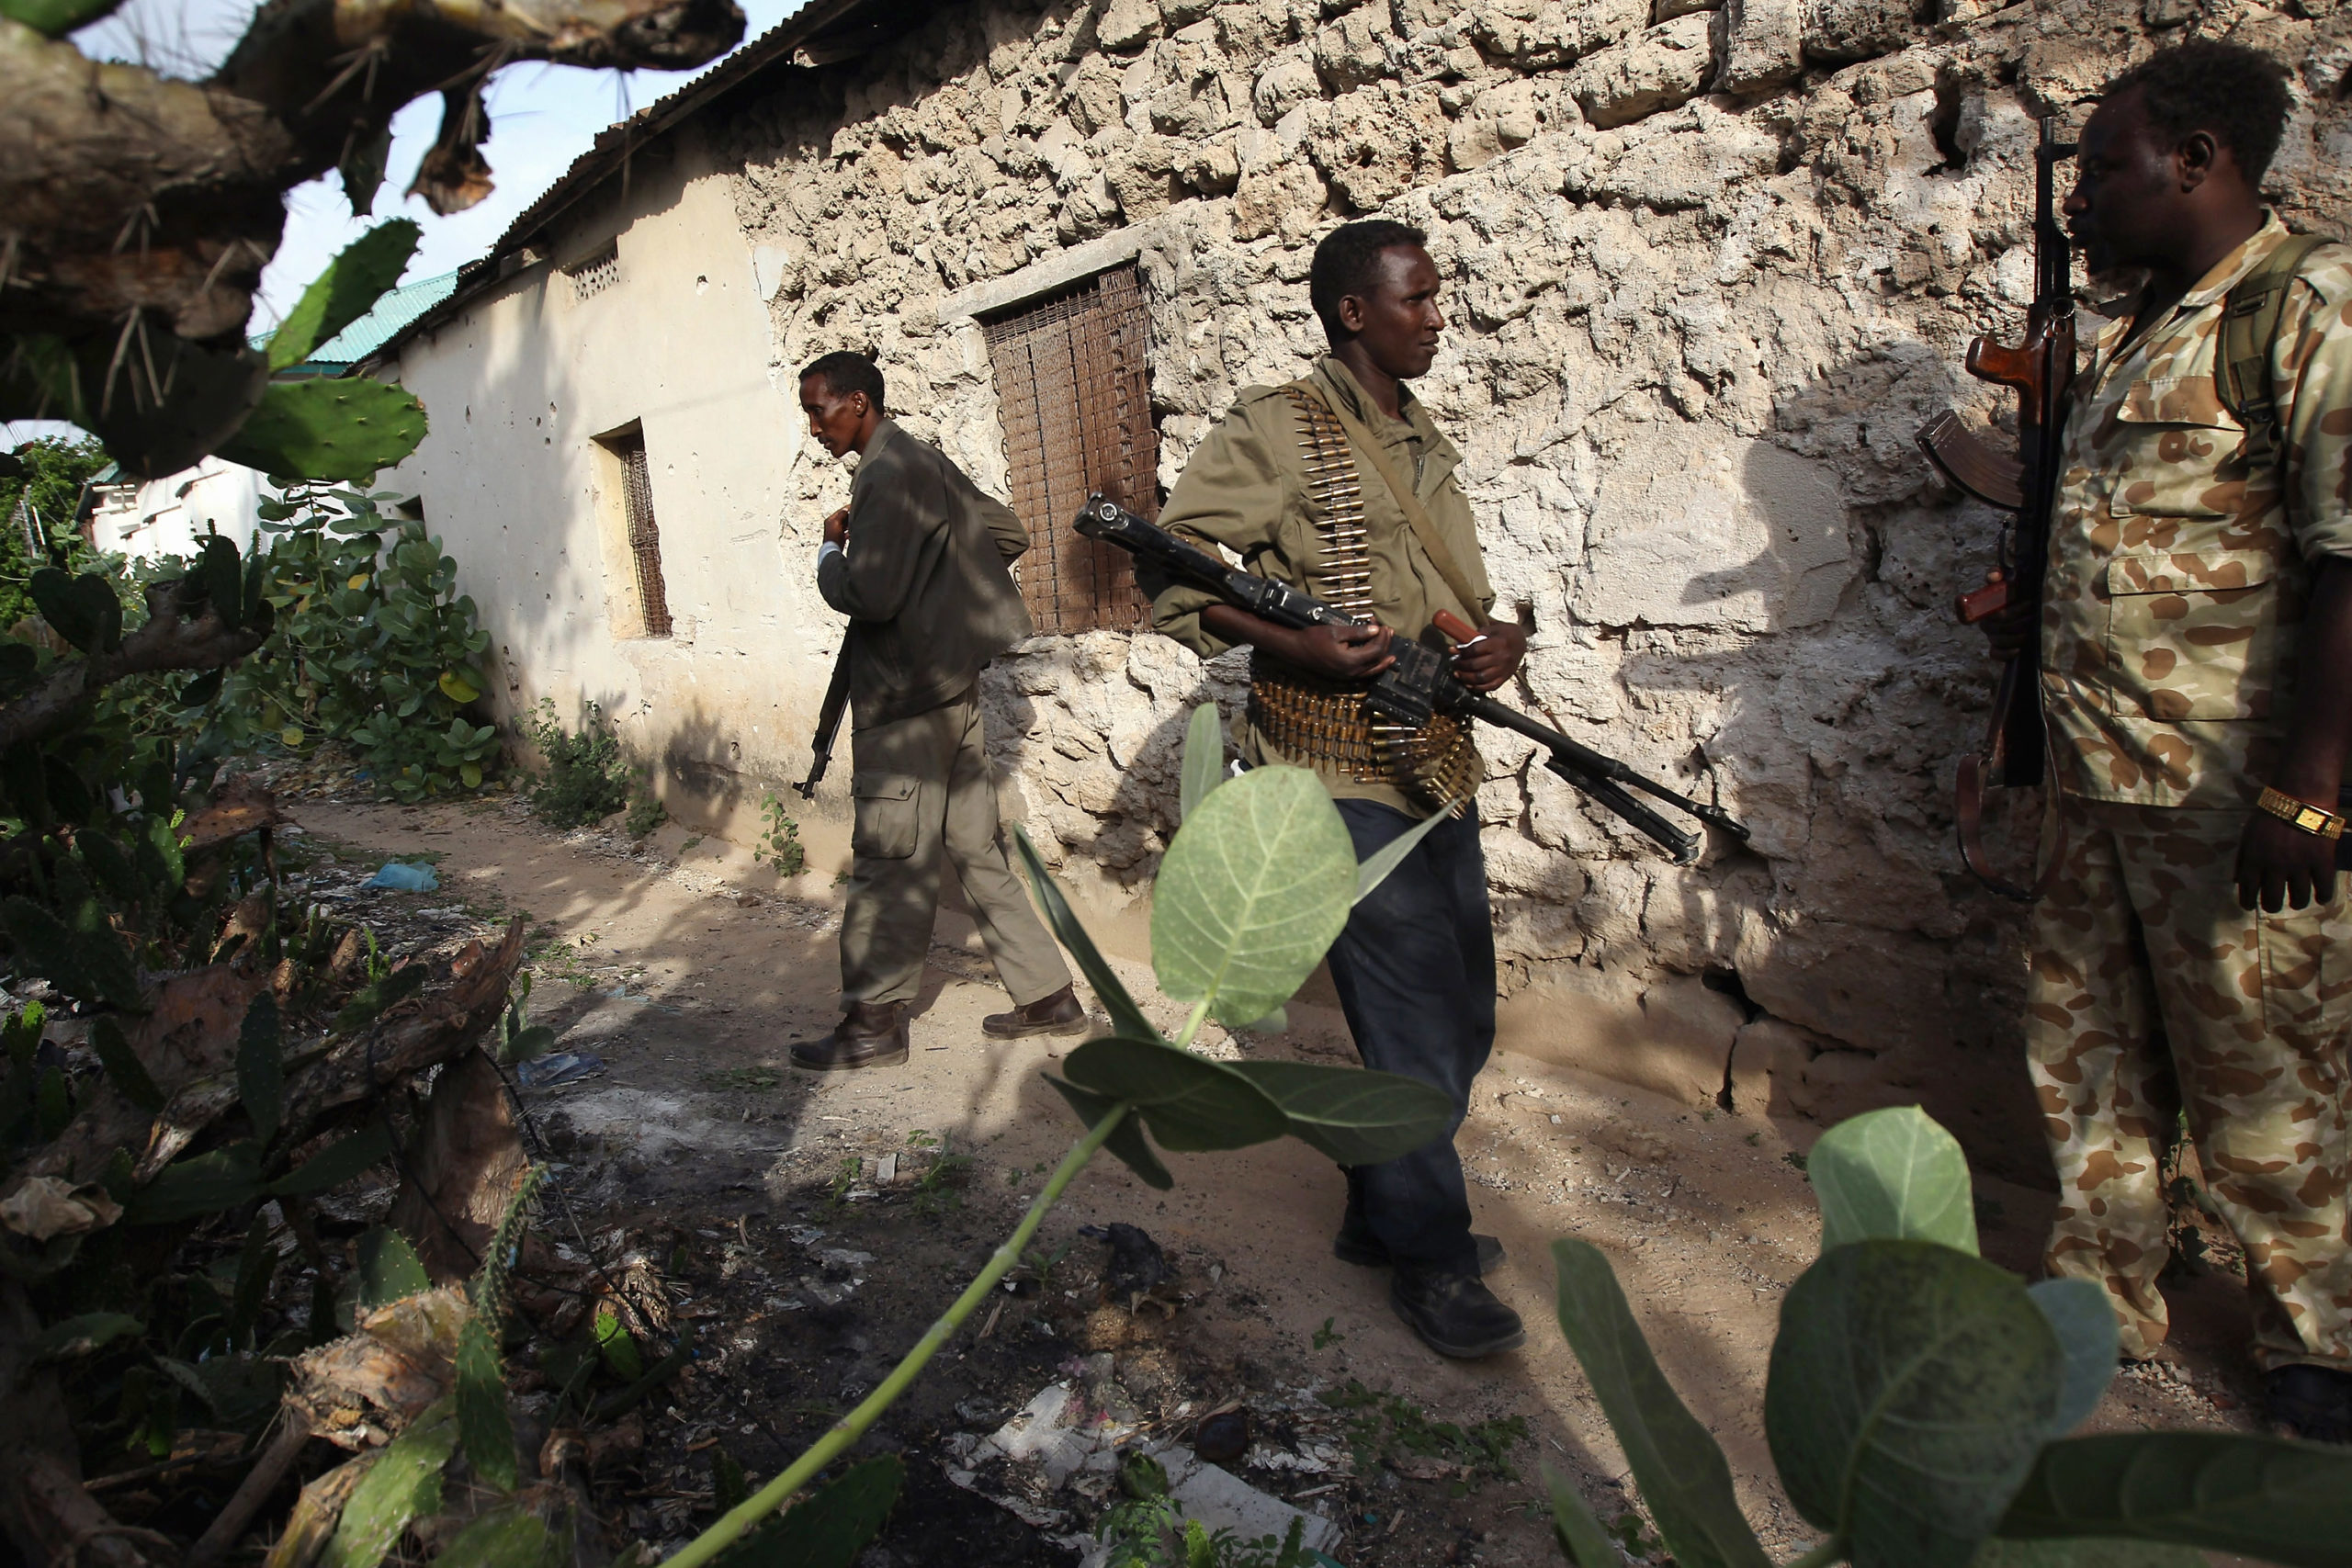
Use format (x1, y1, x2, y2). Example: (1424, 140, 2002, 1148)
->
(981, 265, 1159, 636)
(616, 436, 673, 637)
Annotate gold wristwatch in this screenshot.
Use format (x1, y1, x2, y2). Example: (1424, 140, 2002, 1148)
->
(2256, 785, 2347, 840)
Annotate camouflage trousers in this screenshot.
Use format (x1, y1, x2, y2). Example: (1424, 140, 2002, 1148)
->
(2027, 793, 2352, 1371)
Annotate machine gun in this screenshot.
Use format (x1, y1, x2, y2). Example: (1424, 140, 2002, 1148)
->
(1916, 116, 2078, 898)
(1074, 495, 1748, 864)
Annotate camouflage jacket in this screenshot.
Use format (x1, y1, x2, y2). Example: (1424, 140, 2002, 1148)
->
(2041, 215, 2352, 807)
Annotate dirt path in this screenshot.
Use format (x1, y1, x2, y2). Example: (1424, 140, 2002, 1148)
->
(288, 792, 2258, 1567)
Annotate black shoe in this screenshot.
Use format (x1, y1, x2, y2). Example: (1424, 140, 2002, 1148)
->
(982, 983, 1090, 1039)
(789, 1001, 909, 1072)
(1390, 1264, 1525, 1359)
(1334, 1222, 1505, 1276)
(2265, 1364, 2352, 1443)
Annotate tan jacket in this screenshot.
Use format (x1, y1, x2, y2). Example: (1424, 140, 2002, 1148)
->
(1150, 357, 1495, 814)
(819, 419, 1033, 729)
(2042, 216, 2352, 807)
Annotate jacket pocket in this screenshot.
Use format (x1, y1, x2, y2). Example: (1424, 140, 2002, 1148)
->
(2101, 547, 2281, 721)
(851, 772, 923, 860)
(2105, 374, 2244, 524)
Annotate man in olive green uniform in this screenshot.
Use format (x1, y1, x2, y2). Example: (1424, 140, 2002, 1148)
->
(1148, 221, 1530, 1359)
(790, 352, 1083, 1071)
(1976, 43, 2352, 1440)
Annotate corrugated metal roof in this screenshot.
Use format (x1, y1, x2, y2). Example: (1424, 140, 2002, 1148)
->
(363, 0, 900, 369)
(254, 269, 461, 373)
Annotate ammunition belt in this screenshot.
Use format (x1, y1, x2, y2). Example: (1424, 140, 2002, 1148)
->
(1248, 386, 1479, 806)
(1249, 659, 1482, 806)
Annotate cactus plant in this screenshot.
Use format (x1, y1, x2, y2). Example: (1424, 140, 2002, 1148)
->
(217, 378, 429, 483)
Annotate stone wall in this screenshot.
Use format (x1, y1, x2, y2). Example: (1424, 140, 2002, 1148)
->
(710, 0, 2352, 1176)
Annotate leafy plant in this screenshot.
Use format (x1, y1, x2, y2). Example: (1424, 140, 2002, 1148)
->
(662, 705, 1455, 1568)
(1539, 1103, 2352, 1568)
(752, 791, 807, 875)
(519, 699, 630, 830)
(623, 779, 667, 840)
(178, 482, 499, 800)
(0, 433, 111, 628)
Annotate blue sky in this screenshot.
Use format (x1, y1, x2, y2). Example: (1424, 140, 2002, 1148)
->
(6, 0, 803, 448)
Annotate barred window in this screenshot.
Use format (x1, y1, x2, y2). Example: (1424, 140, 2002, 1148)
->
(566, 243, 621, 299)
(608, 432, 673, 638)
(980, 264, 1159, 637)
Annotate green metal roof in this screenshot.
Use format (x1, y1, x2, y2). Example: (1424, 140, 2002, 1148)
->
(253, 269, 461, 374)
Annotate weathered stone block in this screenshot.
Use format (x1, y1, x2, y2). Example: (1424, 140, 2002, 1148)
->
(1253, 53, 1323, 124)
(1725, 1015, 1825, 1117)
(1099, 0, 1164, 51)
(1566, 14, 1721, 130)
(1717, 0, 1801, 93)
(1802, 0, 1913, 64)
(1231, 158, 1328, 242)
(1574, 425, 1849, 632)
(1313, 1, 1396, 91)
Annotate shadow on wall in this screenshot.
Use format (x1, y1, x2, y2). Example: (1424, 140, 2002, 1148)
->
(1484, 337, 2050, 1184)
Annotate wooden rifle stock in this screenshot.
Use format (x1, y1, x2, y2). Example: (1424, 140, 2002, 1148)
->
(1921, 117, 2078, 899)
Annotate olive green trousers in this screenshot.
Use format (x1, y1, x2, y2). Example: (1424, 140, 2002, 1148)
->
(837, 689, 1070, 1010)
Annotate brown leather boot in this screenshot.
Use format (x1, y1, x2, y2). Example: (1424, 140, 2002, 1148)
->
(981, 983, 1090, 1039)
(789, 1000, 909, 1072)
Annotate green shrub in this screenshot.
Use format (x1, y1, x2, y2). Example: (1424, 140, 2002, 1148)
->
(752, 791, 806, 875)
(519, 699, 631, 830)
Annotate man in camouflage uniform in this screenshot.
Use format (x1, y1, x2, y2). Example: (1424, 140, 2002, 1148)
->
(1981, 42, 2352, 1439)
(1148, 220, 1531, 1359)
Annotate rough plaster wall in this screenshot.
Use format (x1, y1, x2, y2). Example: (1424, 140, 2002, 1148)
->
(713, 0, 2352, 1175)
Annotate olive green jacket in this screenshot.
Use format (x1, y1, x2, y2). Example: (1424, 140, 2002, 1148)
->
(819, 419, 1033, 729)
(1149, 357, 1495, 814)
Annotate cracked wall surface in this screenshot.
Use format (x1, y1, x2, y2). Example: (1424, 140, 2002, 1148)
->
(390, 0, 2352, 1179)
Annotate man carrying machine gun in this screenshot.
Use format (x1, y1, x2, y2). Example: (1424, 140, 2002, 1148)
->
(1963, 44, 2352, 1440)
(1142, 220, 1531, 1359)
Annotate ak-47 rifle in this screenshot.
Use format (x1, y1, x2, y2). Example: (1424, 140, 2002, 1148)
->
(796, 637, 854, 801)
(1917, 117, 2078, 899)
(1074, 495, 1748, 863)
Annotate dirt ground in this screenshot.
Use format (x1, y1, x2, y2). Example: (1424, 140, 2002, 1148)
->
(282, 788, 2262, 1568)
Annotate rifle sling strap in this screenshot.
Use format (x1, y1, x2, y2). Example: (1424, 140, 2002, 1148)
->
(2218, 232, 2325, 468)
(1284, 381, 1487, 622)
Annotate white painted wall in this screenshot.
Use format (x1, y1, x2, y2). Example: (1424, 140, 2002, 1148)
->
(381, 125, 834, 838)
(91, 457, 267, 561)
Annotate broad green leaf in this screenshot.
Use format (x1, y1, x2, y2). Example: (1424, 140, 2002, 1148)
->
(457, 1315, 519, 1492)
(1179, 702, 1225, 824)
(0, 0, 128, 37)
(1227, 1059, 1455, 1167)
(29, 1311, 144, 1361)
(1970, 1540, 2203, 1567)
(356, 1226, 430, 1309)
(270, 221, 422, 371)
(439, 670, 481, 704)
(273, 1120, 394, 1197)
(1808, 1105, 1979, 1257)
(731, 1455, 905, 1568)
(238, 992, 283, 1147)
(1542, 1463, 1625, 1568)
(230, 1212, 277, 1345)
(1, 897, 89, 1007)
(594, 1305, 644, 1382)
(431, 1506, 560, 1568)
(1062, 1035, 1287, 1152)
(1551, 1239, 1774, 1568)
(2026, 1279, 2117, 1437)
(28, 569, 120, 654)
(199, 535, 244, 628)
(126, 1143, 262, 1224)
(218, 378, 429, 483)
(90, 1017, 164, 1112)
(1043, 1074, 1171, 1190)
(1996, 1432, 2352, 1568)
(158, 1350, 283, 1428)
(322, 1398, 458, 1568)
(1012, 828, 1155, 1041)
(1767, 1241, 2061, 1568)
(1150, 765, 1355, 1028)
(1353, 801, 1461, 906)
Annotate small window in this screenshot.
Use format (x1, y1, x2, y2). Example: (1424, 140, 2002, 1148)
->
(607, 432, 673, 637)
(566, 243, 621, 300)
(981, 264, 1159, 637)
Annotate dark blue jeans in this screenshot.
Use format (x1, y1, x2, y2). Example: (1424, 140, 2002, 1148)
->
(1328, 798, 1496, 1274)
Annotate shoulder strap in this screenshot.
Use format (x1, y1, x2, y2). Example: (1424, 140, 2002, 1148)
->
(1284, 380, 1486, 620)
(2218, 232, 2325, 468)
